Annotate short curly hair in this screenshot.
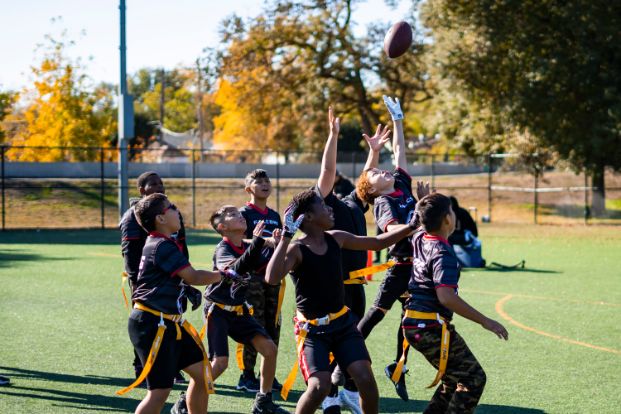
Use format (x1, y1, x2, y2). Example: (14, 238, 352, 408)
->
(290, 189, 320, 222)
(134, 193, 168, 232)
(356, 169, 380, 205)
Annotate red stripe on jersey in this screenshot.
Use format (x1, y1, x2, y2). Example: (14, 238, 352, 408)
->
(171, 263, 191, 277)
(246, 202, 269, 215)
(435, 284, 458, 289)
(122, 236, 141, 241)
(383, 218, 398, 232)
(387, 189, 404, 198)
(423, 233, 451, 246)
(223, 237, 246, 255)
(299, 342, 311, 381)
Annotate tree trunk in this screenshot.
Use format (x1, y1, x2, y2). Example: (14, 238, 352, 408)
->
(591, 165, 606, 217)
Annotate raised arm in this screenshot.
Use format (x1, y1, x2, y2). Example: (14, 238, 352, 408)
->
(362, 124, 392, 171)
(383, 95, 407, 170)
(265, 236, 302, 285)
(177, 266, 223, 286)
(328, 222, 414, 252)
(316, 106, 340, 198)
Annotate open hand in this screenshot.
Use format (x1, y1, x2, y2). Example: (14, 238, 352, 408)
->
(416, 181, 431, 200)
(363, 124, 391, 152)
(328, 106, 340, 137)
(482, 318, 509, 340)
(253, 220, 265, 238)
(283, 201, 305, 238)
(272, 228, 283, 245)
(383, 95, 404, 121)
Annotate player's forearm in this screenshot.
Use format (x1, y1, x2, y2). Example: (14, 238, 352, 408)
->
(317, 132, 338, 198)
(363, 146, 380, 171)
(437, 289, 489, 326)
(374, 224, 413, 249)
(392, 119, 407, 170)
(265, 237, 290, 284)
(180, 268, 222, 286)
(227, 236, 266, 275)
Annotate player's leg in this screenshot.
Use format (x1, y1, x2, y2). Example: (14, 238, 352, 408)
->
(250, 334, 278, 394)
(135, 388, 171, 414)
(263, 281, 284, 390)
(182, 360, 209, 414)
(297, 372, 333, 414)
(241, 278, 265, 390)
(205, 308, 232, 380)
(345, 360, 378, 414)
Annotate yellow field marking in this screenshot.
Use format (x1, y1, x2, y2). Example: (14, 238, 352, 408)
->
(88, 252, 118, 258)
(495, 294, 621, 355)
(462, 288, 621, 307)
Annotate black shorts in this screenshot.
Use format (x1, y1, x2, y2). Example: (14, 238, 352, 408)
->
(373, 263, 411, 310)
(298, 312, 371, 381)
(128, 309, 204, 390)
(206, 305, 270, 359)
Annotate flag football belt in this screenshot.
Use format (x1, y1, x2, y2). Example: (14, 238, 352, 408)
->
(392, 310, 450, 389)
(280, 306, 349, 401)
(198, 301, 254, 372)
(120, 271, 130, 311)
(344, 260, 397, 284)
(116, 303, 215, 396)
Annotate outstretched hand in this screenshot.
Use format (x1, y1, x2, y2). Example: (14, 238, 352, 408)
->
(482, 318, 509, 340)
(383, 95, 404, 121)
(283, 201, 305, 238)
(220, 268, 251, 285)
(253, 220, 266, 238)
(363, 124, 391, 152)
(416, 181, 431, 200)
(328, 106, 340, 137)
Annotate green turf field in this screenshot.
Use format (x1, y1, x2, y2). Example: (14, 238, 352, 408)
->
(1, 224, 620, 413)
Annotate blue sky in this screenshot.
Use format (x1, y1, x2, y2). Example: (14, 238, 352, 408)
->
(0, 0, 412, 91)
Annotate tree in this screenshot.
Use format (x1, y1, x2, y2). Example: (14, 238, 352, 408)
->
(0, 91, 18, 143)
(215, 0, 431, 152)
(421, 0, 621, 215)
(6, 34, 116, 161)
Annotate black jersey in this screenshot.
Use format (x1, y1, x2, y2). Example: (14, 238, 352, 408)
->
(407, 230, 460, 320)
(290, 233, 345, 319)
(239, 203, 282, 276)
(323, 188, 369, 277)
(205, 237, 266, 306)
(373, 168, 417, 258)
(120, 198, 189, 284)
(131, 233, 192, 314)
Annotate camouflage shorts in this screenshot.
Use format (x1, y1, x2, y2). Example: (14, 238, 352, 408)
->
(404, 323, 486, 414)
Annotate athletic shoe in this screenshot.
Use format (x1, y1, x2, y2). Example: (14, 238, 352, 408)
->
(170, 392, 188, 414)
(174, 371, 187, 384)
(331, 366, 345, 387)
(237, 373, 260, 393)
(384, 362, 409, 402)
(338, 389, 362, 414)
(0, 375, 10, 386)
(321, 395, 342, 413)
(252, 392, 290, 414)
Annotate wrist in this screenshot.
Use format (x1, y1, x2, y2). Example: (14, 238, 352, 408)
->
(283, 231, 295, 239)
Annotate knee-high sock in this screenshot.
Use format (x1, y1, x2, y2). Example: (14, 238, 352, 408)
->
(357, 307, 385, 339)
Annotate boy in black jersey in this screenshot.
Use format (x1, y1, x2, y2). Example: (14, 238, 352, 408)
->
(266, 190, 417, 414)
(119, 171, 198, 384)
(238, 169, 285, 393)
(403, 193, 508, 414)
(207, 205, 289, 414)
(124, 193, 223, 414)
(314, 107, 391, 413)
(355, 97, 429, 401)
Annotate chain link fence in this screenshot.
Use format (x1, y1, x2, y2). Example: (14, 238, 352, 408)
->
(1, 145, 620, 229)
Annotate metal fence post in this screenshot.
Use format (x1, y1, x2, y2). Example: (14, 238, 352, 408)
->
(1, 145, 5, 231)
(192, 149, 196, 228)
(100, 147, 105, 229)
(534, 168, 539, 224)
(276, 151, 281, 213)
(487, 154, 492, 222)
(584, 170, 590, 224)
(430, 154, 436, 190)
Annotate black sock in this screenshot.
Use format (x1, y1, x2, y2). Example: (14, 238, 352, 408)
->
(244, 369, 255, 378)
(357, 307, 385, 339)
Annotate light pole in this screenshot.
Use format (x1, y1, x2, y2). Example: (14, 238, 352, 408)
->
(118, 0, 134, 217)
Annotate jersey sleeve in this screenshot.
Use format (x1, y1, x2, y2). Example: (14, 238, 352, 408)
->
(374, 197, 399, 231)
(120, 210, 144, 282)
(156, 240, 191, 277)
(224, 237, 267, 275)
(431, 251, 460, 288)
(213, 244, 238, 272)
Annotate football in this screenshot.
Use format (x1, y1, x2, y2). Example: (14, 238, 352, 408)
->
(383, 21, 413, 59)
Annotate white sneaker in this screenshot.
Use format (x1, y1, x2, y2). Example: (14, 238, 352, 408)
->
(338, 389, 362, 414)
(321, 395, 341, 411)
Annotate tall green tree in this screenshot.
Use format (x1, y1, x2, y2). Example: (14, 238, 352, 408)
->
(422, 0, 621, 215)
(215, 0, 430, 152)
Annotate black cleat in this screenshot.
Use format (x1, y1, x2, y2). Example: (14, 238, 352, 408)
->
(384, 362, 409, 402)
(252, 392, 290, 414)
(170, 392, 188, 414)
(237, 373, 260, 393)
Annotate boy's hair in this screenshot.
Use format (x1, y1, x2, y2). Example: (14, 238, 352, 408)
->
(291, 190, 320, 221)
(134, 193, 168, 232)
(245, 169, 270, 187)
(137, 171, 160, 189)
(210, 205, 238, 234)
(415, 193, 452, 232)
(356, 169, 379, 205)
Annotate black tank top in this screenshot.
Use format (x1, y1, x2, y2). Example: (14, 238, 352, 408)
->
(290, 233, 345, 319)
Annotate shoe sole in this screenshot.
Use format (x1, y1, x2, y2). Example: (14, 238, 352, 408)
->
(236, 385, 260, 392)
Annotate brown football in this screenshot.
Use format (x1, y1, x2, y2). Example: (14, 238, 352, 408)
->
(383, 21, 413, 59)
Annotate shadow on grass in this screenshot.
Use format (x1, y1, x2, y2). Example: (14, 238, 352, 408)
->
(0, 366, 297, 413)
(0, 249, 71, 268)
(0, 229, 221, 246)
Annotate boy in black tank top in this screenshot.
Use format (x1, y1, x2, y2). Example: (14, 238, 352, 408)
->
(266, 190, 417, 414)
